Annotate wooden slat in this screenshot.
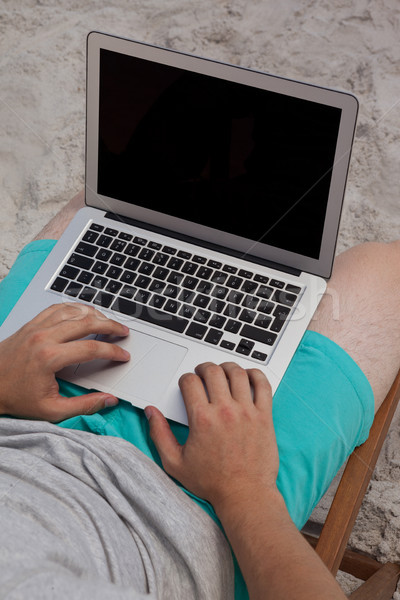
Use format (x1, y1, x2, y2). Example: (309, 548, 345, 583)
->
(348, 562, 400, 600)
(315, 370, 400, 575)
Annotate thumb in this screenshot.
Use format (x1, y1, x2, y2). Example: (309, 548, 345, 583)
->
(51, 392, 119, 422)
(145, 405, 182, 474)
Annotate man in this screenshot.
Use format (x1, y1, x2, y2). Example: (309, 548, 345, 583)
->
(0, 190, 399, 599)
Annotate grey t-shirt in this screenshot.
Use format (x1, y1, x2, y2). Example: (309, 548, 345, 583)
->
(0, 419, 234, 599)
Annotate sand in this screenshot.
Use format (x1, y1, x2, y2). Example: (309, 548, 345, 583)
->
(0, 0, 399, 595)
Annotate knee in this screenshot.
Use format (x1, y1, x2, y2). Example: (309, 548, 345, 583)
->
(338, 240, 400, 284)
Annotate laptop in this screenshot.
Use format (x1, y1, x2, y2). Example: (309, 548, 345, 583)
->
(0, 31, 358, 425)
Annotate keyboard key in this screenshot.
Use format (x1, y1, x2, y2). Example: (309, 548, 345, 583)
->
(272, 290, 297, 306)
(226, 275, 243, 289)
(82, 230, 99, 243)
(153, 252, 169, 266)
(220, 340, 235, 350)
(120, 271, 136, 284)
(236, 339, 255, 356)
(106, 266, 123, 279)
(164, 299, 180, 314)
(177, 250, 191, 260)
(223, 265, 237, 274)
(110, 239, 126, 252)
(238, 269, 253, 279)
(182, 276, 199, 290)
(193, 294, 210, 308)
(208, 260, 222, 269)
(50, 277, 68, 292)
(125, 244, 141, 257)
(241, 280, 258, 293)
(120, 285, 136, 299)
(104, 228, 118, 237)
(65, 282, 83, 297)
(92, 276, 107, 289)
(110, 253, 126, 267)
(240, 324, 277, 346)
(153, 267, 169, 280)
(212, 286, 228, 299)
(286, 283, 301, 294)
(186, 322, 207, 339)
(257, 285, 273, 299)
(93, 292, 114, 308)
(270, 278, 285, 288)
(92, 261, 108, 274)
(89, 223, 103, 232)
(224, 319, 241, 334)
(179, 304, 196, 319)
(209, 314, 226, 329)
(135, 289, 151, 304)
(112, 298, 188, 333)
(59, 265, 79, 279)
(96, 249, 112, 262)
(105, 280, 122, 294)
(75, 241, 97, 257)
(192, 255, 207, 264)
(133, 236, 147, 245)
(97, 235, 113, 247)
(162, 245, 177, 255)
(77, 271, 94, 285)
(205, 328, 224, 345)
(252, 350, 267, 362)
(79, 286, 97, 302)
(255, 315, 272, 329)
(239, 309, 256, 324)
(182, 261, 198, 275)
(139, 248, 154, 261)
(67, 253, 94, 270)
(194, 309, 210, 324)
(167, 257, 184, 270)
(148, 241, 162, 250)
(118, 232, 132, 241)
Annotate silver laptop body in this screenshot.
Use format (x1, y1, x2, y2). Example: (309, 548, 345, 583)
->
(0, 32, 358, 424)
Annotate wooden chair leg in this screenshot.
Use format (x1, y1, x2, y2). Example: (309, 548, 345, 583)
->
(348, 562, 400, 600)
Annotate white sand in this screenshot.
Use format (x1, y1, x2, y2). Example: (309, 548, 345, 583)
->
(0, 1, 399, 595)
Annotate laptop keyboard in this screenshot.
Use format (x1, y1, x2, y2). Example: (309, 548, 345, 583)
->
(48, 222, 303, 363)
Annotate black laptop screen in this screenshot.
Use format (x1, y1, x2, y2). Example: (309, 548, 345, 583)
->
(97, 48, 341, 260)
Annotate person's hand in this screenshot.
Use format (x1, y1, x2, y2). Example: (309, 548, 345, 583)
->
(0, 303, 130, 421)
(145, 362, 279, 514)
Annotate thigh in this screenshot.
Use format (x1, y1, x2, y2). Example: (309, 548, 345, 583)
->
(308, 240, 400, 412)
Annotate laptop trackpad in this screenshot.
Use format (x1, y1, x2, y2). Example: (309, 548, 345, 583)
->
(63, 330, 188, 405)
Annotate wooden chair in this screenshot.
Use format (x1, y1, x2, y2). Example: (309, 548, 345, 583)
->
(303, 369, 400, 599)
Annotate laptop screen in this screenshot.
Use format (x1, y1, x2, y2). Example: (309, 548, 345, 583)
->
(97, 48, 342, 261)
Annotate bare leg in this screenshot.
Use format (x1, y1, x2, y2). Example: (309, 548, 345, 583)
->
(308, 240, 400, 413)
(31, 189, 85, 241)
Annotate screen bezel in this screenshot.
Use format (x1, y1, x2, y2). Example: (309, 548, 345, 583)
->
(85, 31, 358, 279)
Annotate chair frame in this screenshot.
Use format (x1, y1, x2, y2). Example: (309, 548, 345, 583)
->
(304, 369, 400, 599)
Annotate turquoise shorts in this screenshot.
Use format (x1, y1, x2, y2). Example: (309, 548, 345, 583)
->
(0, 240, 375, 598)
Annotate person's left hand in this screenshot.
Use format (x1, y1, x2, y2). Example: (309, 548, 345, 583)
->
(0, 303, 130, 422)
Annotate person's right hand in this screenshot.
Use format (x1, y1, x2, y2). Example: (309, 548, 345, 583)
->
(0, 303, 130, 422)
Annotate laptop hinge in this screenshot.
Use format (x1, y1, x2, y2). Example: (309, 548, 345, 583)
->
(105, 212, 301, 277)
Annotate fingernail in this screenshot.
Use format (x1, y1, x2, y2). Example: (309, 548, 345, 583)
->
(104, 395, 119, 407)
(121, 349, 131, 361)
(144, 406, 153, 421)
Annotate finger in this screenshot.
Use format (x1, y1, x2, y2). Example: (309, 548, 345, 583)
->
(178, 371, 209, 423)
(30, 303, 117, 330)
(247, 369, 272, 411)
(219, 362, 253, 404)
(48, 391, 119, 422)
(194, 362, 232, 404)
(50, 338, 130, 372)
(145, 406, 182, 476)
(45, 312, 130, 344)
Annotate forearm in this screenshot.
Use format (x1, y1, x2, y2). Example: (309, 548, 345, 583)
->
(215, 487, 346, 600)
